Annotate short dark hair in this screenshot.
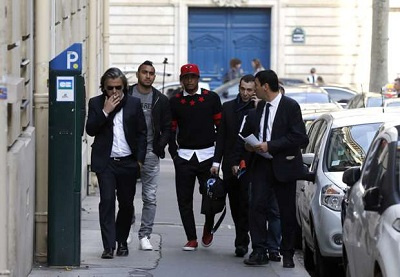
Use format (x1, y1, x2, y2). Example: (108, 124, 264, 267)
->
(138, 60, 155, 72)
(395, 77, 400, 82)
(100, 67, 128, 94)
(255, 70, 279, 92)
(239, 74, 255, 84)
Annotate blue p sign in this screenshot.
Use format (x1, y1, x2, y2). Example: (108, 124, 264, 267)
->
(67, 51, 79, 70)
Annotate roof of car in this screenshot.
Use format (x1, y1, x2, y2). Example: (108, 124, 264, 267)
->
(316, 107, 400, 128)
(285, 85, 327, 94)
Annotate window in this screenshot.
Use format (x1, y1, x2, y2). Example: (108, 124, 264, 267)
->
(326, 123, 381, 172)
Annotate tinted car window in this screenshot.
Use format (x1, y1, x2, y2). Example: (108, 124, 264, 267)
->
(367, 97, 383, 107)
(286, 92, 330, 104)
(323, 88, 355, 102)
(305, 120, 323, 153)
(326, 123, 381, 172)
(362, 139, 389, 189)
(386, 101, 400, 107)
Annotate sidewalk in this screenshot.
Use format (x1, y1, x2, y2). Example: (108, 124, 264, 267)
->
(29, 192, 160, 277)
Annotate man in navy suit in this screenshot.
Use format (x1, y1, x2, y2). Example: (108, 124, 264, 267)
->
(86, 67, 147, 259)
(240, 70, 308, 268)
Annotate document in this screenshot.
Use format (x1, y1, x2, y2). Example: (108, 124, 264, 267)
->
(239, 134, 273, 159)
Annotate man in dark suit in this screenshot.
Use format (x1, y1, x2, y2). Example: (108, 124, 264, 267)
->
(211, 74, 269, 258)
(86, 67, 147, 259)
(240, 70, 308, 268)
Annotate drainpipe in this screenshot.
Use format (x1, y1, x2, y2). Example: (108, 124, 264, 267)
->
(88, 0, 97, 100)
(0, 81, 10, 276)
(103, 0, 110, 71)
(34, 0, 51, 263)
(0, 1, 10, 274)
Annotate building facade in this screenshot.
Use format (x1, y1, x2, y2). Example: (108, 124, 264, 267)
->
(109, 0, 400, 90)
(0, 0, 105, 275)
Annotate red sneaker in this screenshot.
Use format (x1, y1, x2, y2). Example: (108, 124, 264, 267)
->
(201, 226, 213, 247)
(182, 240, 198, 251)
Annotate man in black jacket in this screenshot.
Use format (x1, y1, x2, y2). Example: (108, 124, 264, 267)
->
(86, 67, 147, 259)
(128, 60, 171, 251)
(240, 70, 309, 268)
(210, 74, 257, 257)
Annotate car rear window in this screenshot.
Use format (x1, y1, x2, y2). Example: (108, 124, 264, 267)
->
(326, 123, 381, 172)
(286, 92, 330, 104)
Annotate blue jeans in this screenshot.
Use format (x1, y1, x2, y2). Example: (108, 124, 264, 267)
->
(138, 151, 160, 239)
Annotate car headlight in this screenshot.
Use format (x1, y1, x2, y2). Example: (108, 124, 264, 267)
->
(393, 218, 400, 232)
(321, 184, 344, 211)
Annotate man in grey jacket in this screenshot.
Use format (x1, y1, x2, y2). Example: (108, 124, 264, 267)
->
(128, 60, 171, 250)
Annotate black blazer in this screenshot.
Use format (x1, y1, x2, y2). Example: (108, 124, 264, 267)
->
(241, 96, 309, 182)
(214, 95, 254, 179)
(86, 94, 147, 173)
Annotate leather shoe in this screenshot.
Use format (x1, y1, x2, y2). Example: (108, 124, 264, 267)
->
(268, 252, 281, 262)
(243, 251, 268, 266)
(116, 242, 129, 256)
(101, 248, 114, 259)
(282, 256, 295, 268)
(235, 246, 248, 257)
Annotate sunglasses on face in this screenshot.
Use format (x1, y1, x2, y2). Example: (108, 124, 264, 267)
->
(106, 85, 123, 91)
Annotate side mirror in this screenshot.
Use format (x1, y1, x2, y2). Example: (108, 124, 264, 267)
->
(342, 166, 361, 187)
(302, 153, 315, 166)
(363, 187, 382, 212)
(301, 164, 315, 182)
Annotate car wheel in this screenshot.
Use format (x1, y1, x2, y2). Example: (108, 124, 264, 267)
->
(302, 235, 314, 271)
(313, 232, 337, 277)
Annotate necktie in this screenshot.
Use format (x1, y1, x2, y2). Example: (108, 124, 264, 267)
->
(262, 103, 271, 142)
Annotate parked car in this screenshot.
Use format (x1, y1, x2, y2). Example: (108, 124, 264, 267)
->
(383, 97, 400, 108)
(297, 108, 399, 277)
(279, 77, 306, 86)
(319, 85, 358, 108)
(155, 81, 210, 98)
(214, 77, 241, 103)
(342, 120, 400, 277)
(284, 85, 342, 115)
(346, 92, 385, 109)
(214, 77, 307, 103)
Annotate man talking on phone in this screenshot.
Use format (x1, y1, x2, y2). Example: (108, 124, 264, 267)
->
(211, 74, 271, 258)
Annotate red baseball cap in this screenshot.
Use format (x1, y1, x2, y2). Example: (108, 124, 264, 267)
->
(180, 63, 200, 78)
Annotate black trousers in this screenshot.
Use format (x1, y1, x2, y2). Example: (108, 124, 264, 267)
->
(249, 157, 281, 254)
(96, 158, 138, 250)
(225, 174, 250, 249)
(174, 154, 213, 241)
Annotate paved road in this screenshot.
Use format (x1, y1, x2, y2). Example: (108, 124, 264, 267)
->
(29, 157, 310, 277)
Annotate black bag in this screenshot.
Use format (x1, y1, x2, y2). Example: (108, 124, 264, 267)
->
(201, 175, 227, 233)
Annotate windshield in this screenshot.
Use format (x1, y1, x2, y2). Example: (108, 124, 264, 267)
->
(286, 92, 330, 104)
(367, 97, 383, 107)
(326, 123, 381, 172)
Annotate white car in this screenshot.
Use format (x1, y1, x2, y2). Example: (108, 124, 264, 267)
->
(342, 120, 400, 277)
(297, 108, 399, 277)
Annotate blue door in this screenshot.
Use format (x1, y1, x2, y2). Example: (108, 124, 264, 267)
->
(188, 8, 271, 89)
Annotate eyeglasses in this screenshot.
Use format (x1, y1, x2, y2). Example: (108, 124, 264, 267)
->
(106, 85, 123, 91)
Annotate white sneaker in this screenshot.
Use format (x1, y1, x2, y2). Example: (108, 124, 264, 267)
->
(139, 236, 153, 251)
(127, 233, 132, 244)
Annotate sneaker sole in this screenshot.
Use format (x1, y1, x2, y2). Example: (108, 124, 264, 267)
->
(182, 247, 197, 251)
(201, 241, 213, 247)
(139, 246, 153, 251)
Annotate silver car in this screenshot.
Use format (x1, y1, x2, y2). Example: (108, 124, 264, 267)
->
(342, 120, 400, 277)
(297, 108, 399, 277)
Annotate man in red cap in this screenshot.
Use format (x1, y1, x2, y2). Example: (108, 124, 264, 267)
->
(168, 63, 222, 251)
